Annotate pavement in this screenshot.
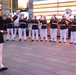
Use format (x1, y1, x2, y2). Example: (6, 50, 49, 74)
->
(0, 36, 76, 75)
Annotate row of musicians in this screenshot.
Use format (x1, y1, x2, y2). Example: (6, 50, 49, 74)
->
(4, 14, 76, 44)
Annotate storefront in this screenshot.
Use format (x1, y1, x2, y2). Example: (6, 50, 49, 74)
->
(33, 0, 76, 37)
(1, 0, 29, 17)
(0, 0, 11, 15)
(0, 0, 18, 16)
(33, 0, 76, 19)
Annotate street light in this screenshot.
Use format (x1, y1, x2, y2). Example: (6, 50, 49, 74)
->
(11, 0, 12, 13)
(57, 0, 59, 16)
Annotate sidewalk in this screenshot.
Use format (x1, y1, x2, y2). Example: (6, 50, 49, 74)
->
(1, 38, 76, 75)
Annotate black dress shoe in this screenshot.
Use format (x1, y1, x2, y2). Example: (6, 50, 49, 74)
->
(36, 40, 38, 42)
(59, 41, 62, 43)
(69, 42, 73, 44)
(49, 40, 52, 42)
(0, 67, 8, 72)
(45, 40, 48, 42)
(31, 40, 34, 42)
(24, 40, 26, 41)
(19, 39, 21, 41)
(53, 41, 56, 43)
(40, 40, 43, 42)
(12, 39, 15, 41)
(74, 43, 76, 45)
(6, 39, 9, 41)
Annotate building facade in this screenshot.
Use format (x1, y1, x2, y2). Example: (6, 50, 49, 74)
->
(33, 0, 76, 19)
(0, 0, 76, 18)
(0, 0, 32, 17)
(0, 0, 18, 16)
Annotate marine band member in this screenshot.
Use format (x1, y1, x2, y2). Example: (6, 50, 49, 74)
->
(19, 14, 27, 41)
(31, 16, 39, 41)
(6, 14, 14, 41)
(40, 16, 48, 41)
(49, 14, 58, 43)
(13, 10, 20, 38)
(59, 15, 68, 43)
(69, 14, 76, 44)
(0, 9, 8, 71)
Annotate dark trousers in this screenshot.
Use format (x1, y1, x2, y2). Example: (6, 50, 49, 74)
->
(68, 28, 71, 38)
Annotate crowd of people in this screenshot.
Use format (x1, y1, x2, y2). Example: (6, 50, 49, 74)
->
(0, 9, 76, 71)
(2, 11, 76, 45)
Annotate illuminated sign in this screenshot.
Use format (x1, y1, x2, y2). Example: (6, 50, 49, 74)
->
(33, 0, 76, 19)
(18, 0, 28, 9)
